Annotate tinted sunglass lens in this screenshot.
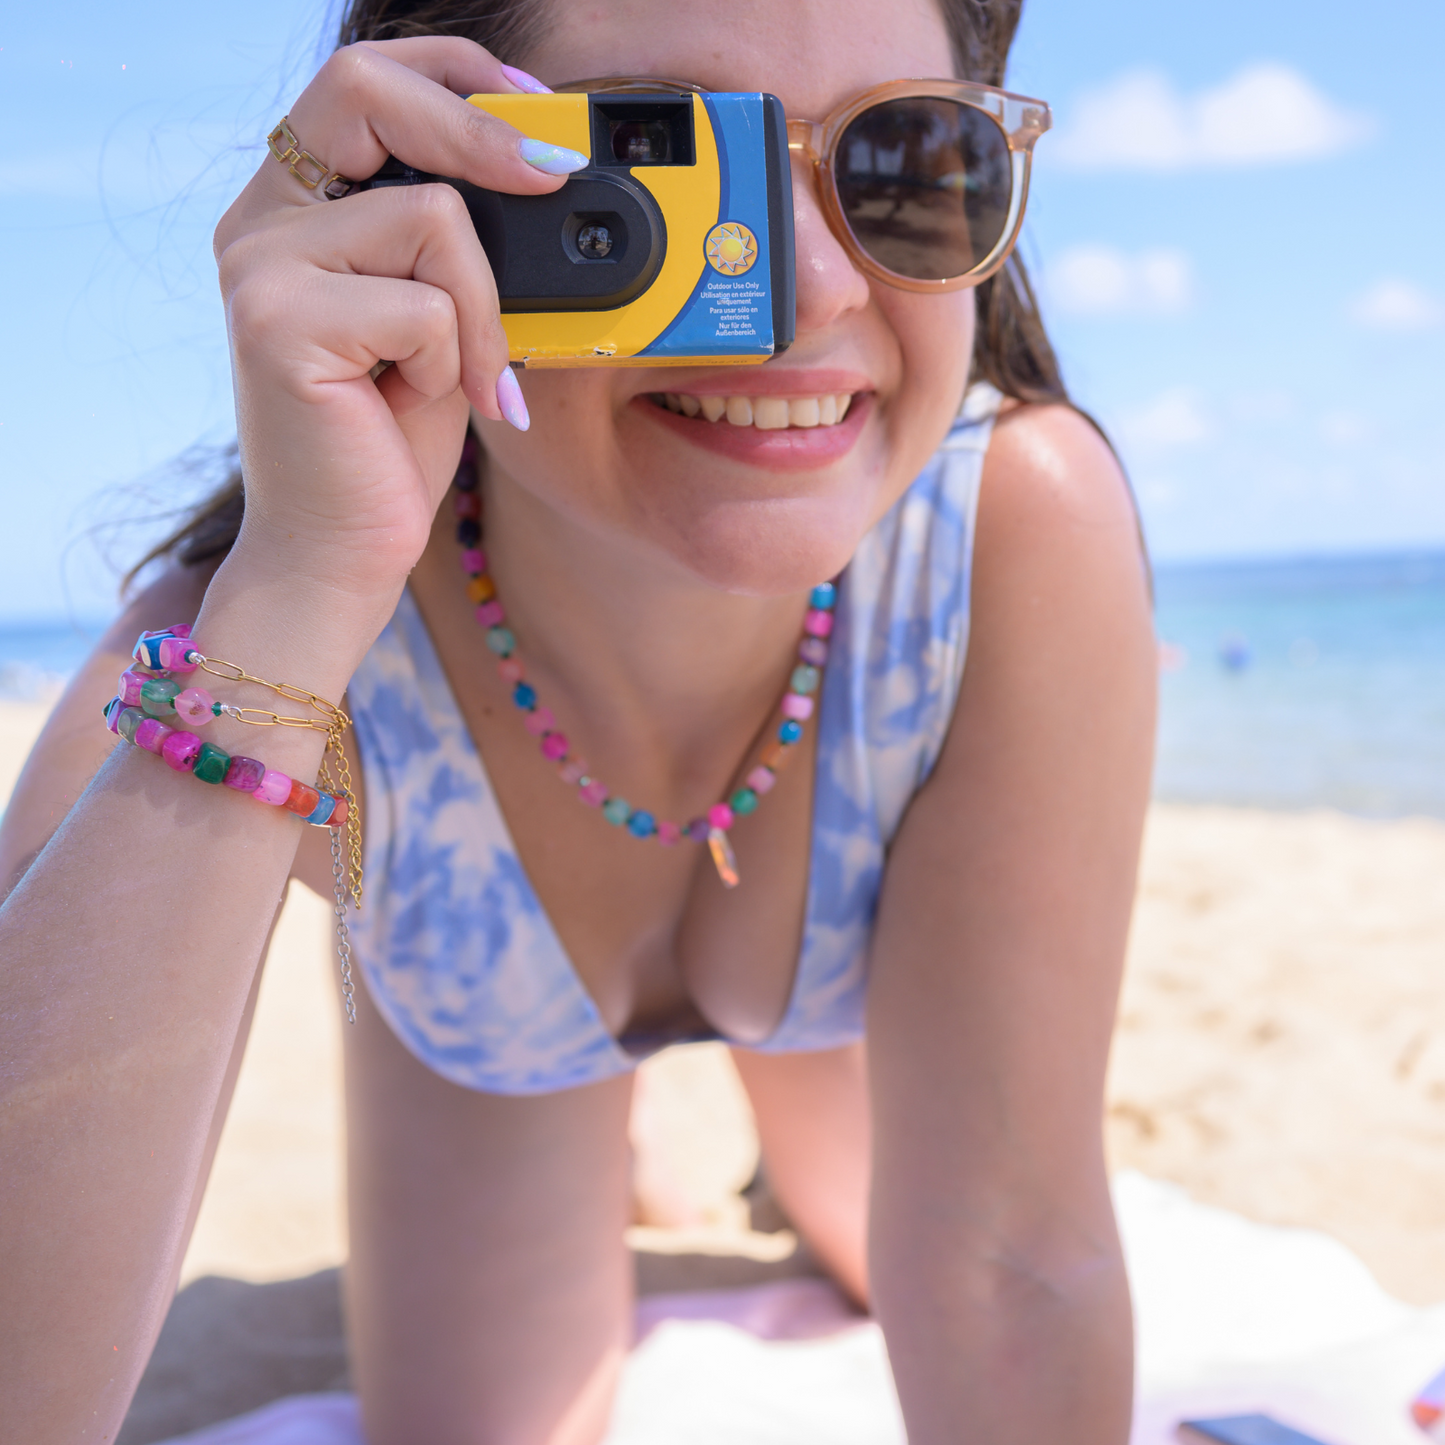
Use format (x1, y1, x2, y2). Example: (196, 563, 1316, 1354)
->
(835, 98, 1012, 281)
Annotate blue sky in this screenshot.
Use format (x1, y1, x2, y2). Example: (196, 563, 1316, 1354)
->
(2, 0, 1442, 622)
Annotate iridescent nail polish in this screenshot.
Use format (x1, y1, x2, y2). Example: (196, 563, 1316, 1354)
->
(496, 367, 530, 431)
(518, 137, 588, 175)
(500, 64, 552, 95)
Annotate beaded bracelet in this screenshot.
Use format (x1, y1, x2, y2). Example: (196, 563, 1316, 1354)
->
(109, 624, 362, 1022)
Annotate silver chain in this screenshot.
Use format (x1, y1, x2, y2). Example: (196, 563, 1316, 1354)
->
(329, 825, 357, 1024)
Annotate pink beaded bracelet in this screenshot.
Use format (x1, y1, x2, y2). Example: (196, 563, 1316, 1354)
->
(109, 623, 363, 1023)
(104, 695, 349, 827)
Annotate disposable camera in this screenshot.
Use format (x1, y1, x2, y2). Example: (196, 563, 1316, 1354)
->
(357, 91, 795, 367)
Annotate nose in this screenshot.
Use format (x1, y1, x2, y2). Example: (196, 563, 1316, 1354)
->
(789, 155, 871, 336)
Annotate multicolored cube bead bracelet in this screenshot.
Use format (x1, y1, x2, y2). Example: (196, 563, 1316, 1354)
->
(106, 624, 363, 1022)
(451, 434, 836, 889)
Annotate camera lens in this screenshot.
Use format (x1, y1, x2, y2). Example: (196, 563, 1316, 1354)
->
(610, 121, 670, 164)
(576, 224, 613, 259)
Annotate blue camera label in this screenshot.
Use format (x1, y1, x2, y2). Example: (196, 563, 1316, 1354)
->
(641, 95, 775, 361)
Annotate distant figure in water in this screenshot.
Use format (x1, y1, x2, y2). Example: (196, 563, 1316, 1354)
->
(1219, 633, 1252, 672)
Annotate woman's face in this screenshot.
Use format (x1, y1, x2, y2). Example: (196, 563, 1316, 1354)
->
(480, 0, 974, 595)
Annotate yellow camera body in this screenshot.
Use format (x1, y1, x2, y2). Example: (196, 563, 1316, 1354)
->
(357, 90, 795, 367)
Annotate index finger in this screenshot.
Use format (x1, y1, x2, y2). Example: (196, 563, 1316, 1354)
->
(281, 38, 585, 204)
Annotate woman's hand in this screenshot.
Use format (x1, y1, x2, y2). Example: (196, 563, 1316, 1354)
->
(213, 38, 577, 603)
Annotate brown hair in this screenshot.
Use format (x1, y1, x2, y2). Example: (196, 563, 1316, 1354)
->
(128, 0, 1069, 588)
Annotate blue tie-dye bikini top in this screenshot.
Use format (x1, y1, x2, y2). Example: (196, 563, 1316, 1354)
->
(347, 383, 1001, 1095)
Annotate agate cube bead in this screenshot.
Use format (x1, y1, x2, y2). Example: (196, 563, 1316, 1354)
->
(523, 706, 554, 736)
(657, 821, 682, 846)
(135, 717, 175, 755)
(162, 730, 203, 772)
(810, 582, 836, 610)
(486, 627, 516, 657)
(223, 755, 266, 792)
(193, 741, 231, 784)
(798, 637, 828, 667)
(252, 769, 292, 805)
(790, 664, 820, 695)
(157, 636, 197, 672)
(729, 787, 758, 816)
(601, 797, 631, 826)
(286, 780, 321, 817)
(781, 693, 814, 721)
(540, 731, 568, 761)
(626, 810, 656, 839)
(461, 548, 486, 574)
(778, 720, 803, 745)
(746, 765, 776, 795)
(466, 574, 496, 604)
(455, 491, 482, 519)
(513, 681, 537, 709)
(303, 793, 337, 827)
(579, 779, 608, 806)
(456, 518, 481, 548)
(117, 706, 146, 744)
(803, 609, 834, 638)
(685, 818, 711, 843)
(498, 658, 524, 683)
(140, 676, 182, 717)
(475, 601, 505, 628)
(118, 669, 149, 706)
(707, 803, 734, 831)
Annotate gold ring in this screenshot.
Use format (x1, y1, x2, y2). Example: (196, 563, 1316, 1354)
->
(266, 116, 354, 200)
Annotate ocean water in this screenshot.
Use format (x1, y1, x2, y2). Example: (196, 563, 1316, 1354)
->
(3, 551, 1444, 818)
(1154, 551, 1445, 818)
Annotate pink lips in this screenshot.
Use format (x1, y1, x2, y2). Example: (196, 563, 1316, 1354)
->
(637, 392, 872, 469)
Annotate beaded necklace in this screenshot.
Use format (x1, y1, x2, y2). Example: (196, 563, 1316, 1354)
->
(450, 436, 835, 888)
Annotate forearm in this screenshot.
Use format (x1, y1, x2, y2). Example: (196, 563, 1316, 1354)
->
(871, 1188, 1133, 1445)
(0, 558, 396, 1444)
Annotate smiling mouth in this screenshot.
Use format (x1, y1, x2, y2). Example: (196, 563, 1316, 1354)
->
(651, 391, 856, 431)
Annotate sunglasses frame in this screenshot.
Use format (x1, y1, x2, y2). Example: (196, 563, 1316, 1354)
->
(557, 76, 1051, 293)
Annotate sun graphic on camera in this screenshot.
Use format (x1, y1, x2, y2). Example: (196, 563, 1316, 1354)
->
(705, 222, 758, 275)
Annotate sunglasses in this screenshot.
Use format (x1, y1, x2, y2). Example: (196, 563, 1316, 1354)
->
(557, 76, 1051, 293)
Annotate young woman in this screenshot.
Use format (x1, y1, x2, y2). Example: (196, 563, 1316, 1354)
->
(0, 1, 1155, 1441)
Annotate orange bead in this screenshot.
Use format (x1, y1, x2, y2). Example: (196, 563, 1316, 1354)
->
(286, 779, 321, 817)
(466, 575, 497, 604)
(759, 741, 790, 771)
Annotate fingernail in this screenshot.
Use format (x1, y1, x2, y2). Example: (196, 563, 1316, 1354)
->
(496, 366, 530, 431)
(501, 64, 552, 95)
(518, 137, 589, 175)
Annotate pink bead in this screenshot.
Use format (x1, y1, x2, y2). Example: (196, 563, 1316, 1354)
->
(475, 600, 506, 628)
(175, 687, 216, 725)
(707, 803, 734, 831)
(498, 658, 524, 683)
(803, 609, 834, 638)
(746, 765, 777, 795)
(781, 693, 814, 721)
(161, 730, 202, 772)
(118, 669, 148, 706)
(560, 758, 588, 784)
(134, 717, 174, 755)
(540, 731, 568, 761)
(657, 821, 682, 847)
(579, 778, 608, 806)
(798, 637, 828, 666)
(454, 491, 481, 519)
(158, 636, 197, 672)
(461, 548, 487, 574)
(252, 768, 292, 805)
(523, 706, 555, 736)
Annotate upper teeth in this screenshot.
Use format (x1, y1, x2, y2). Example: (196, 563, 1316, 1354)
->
(659, 392, 854, 429)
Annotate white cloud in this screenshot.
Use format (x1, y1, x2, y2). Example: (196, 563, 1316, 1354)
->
(1348, 278, 1445, 332)
(1117, 388, 1211, 453)
(1053, 63, 1374, 171)
(1045, 244, 1194, 317)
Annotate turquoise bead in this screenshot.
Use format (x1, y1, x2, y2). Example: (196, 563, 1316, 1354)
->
(627, 810, 656, 838)
(513, 681, 537, 709)
(140, 676, 182, 717)
(729, 787, 759, 816)
(601, 797, 630, 826)
(790, 664, 820, 695)
(485, 626, 516, 657)
(779, 719, 803, 745)
(193, 741, 231, 784)
(810, 582, 836, 610)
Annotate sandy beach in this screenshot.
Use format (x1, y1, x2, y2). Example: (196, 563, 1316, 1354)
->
(5, 697, 1445, 1307)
